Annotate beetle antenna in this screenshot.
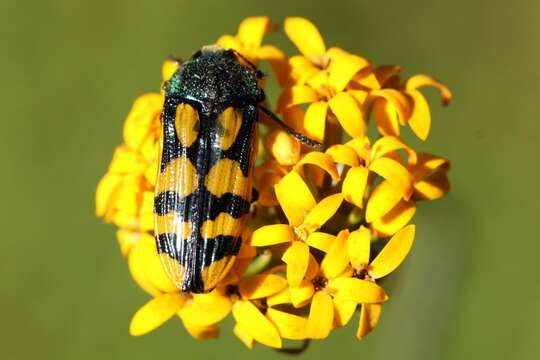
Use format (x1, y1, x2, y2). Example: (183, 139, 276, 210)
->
(259, 106, 322, 149)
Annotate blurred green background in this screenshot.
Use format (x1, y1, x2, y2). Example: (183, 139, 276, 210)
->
(1, 0, 538, 359)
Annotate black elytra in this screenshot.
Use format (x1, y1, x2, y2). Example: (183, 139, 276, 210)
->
(155, 45, 319, 294)
(155, 46, 264, 293)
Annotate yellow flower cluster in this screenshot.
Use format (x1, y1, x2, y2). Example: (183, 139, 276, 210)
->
(96, 16, 451, 349)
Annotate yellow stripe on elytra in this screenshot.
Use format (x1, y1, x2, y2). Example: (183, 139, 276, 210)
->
(155, 214, 192, 240)
(159, 253, 187, 288)
(200, 213, 245, 239)
(205, 158, 250, 198)
(175, 103, 199, 147)
(158, 156, 198, 197)
(215, 107, 242, 150)
(201, 256, 237, 292)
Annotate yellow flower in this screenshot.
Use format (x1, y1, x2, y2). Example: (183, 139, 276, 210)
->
(409, 152, 451, 201)
(252, 170, 343, 287)
(96, 16, 452, 350)
(95, 145, 152, 230)
(324, 135, 419, 236)
(228, 273, 307, 349)
(370, 68, 453, 140)
(254, 149, 340, 207)
(278, 17, 373, 142)
(286, 230, 388, 339)
(95, 69, 166, 231)
(347, 225, 415, 339)
(217, 16, 289, 85)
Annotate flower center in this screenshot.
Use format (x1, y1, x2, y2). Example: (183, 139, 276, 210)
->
(293, 223, 318, 242)
(293, 225, 309, 241)
(312, 275, 328, 291)
(225, 284, 240, 300)
(352, 266, 373, 281)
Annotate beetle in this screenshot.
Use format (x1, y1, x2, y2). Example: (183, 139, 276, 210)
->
(154, 45, 319, 293)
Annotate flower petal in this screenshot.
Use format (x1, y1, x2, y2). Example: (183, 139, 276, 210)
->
(374, 64, 401, 87)
(266, 308, 308, 340)
(370, 89, 411, 123)
(290, 280, 315, 308)
(365, 180, 403, 222)
(304, 101, 328, 142)
(346, 136, 371, 162)
(406, 89, 431, 140)
(409, 153, 450, 200)
(178, 292, 232, 326)
(282, 241, 310, 287)
(347, 89, 369, 104)
(251, 224, 294, 246)
(234, 323, 254, 349)
(405, 74, 452, 106)
(321, 230, 350, 279)
(354, 69, 381, 89)
(303, 193, 343, 230)
(122, 94, 162, 152)
(275, 171, 316, 226)
(373, 98, 400, 136)
(129, 292, 186, 336)
(95, 173, 123, 217)
(128, 245, 162, 296)
(305, 253, 320, 280)
(267, 287, 292, 306)
(328, 92, 365, 138)
(257, 45, 289, 86)
(181, 320, 219, 340)
(370, 225, 415, 279)
(306, 232, 335, 253)
(288, 55, 321, 84)
(369, 157, 413, 200)
(342, 166, 369, 208)
(237, 235, 257, 259)
(306, 291, 334, 339)
(371, 200, 416, 237)
(265, 129, 301, 166)
(128, 233, 176, 295)
(326, 144, 360, 167)
(328, 48, 370, 92)
(239, 274, 288, 299)
(410, 153, 450, 181)
(295, 151, 340, 181)
(116, 229, 140, 256)
(284, 17, 326, 65)
(232, 300, 282, 348)
(329, 278, 388, 303)
(348, 226, 371, 268)
(333, 297, 357, 327)
(238, 16, 270, 49)
(108, 146, 147, 174)
(277, 85, 319, 113)
(371, 136, 417, 165)
(161, 59, 180, 82)
(216, 35, 242, 52)
(357, 303, 382, 340)
(414, 169, 450, 200)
